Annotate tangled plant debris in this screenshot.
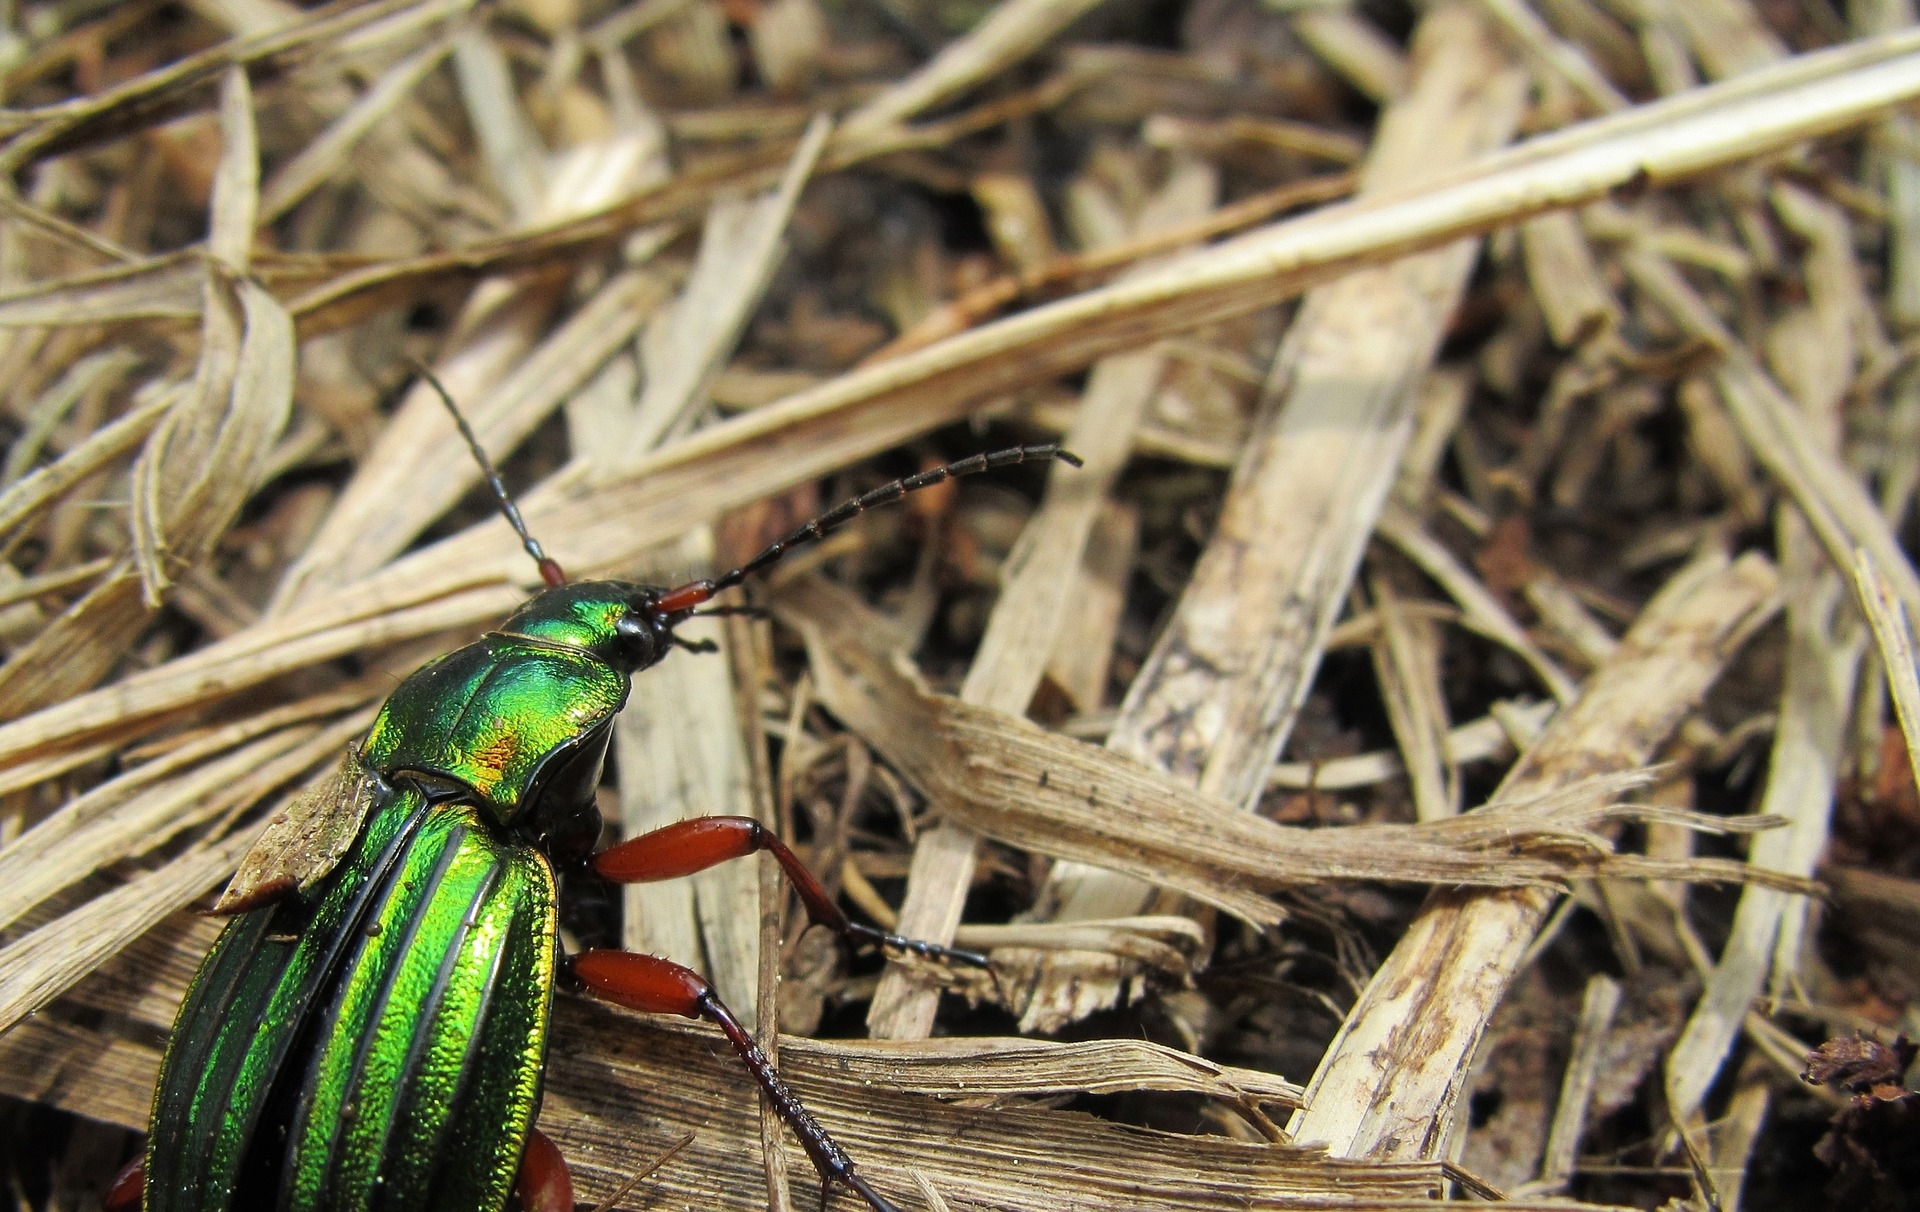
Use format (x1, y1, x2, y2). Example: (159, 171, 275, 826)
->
(0, 0, 1917, 1209)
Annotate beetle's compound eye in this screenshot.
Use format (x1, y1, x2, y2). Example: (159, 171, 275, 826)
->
(614, 609, 661, 670)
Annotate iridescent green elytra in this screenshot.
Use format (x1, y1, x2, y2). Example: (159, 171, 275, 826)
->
(146, 582, 674, 1212)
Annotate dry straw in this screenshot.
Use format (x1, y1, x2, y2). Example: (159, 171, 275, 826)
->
(0, 0, 1917, 1208)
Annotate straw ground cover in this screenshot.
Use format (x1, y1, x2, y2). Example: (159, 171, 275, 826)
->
(0, 0, 1917, 1208)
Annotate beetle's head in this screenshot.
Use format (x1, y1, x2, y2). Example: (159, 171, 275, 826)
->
(496, 580, 689, 673)
(415, 359, 1081, 682)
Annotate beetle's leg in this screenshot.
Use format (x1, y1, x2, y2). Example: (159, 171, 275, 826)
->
(514, 1126, 575, 1212)
(103, 1156, 142, 1212)
(570, 950, 902, 1212)
(592, 817, 988, 968)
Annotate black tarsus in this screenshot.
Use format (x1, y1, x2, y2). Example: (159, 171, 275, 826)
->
(842, 921, 990, 969)
(667, 444, 1080, 612)
(410, 358, 567, 588)
(844, 1175, 903, 1212)
(695, 989, 904, 1212)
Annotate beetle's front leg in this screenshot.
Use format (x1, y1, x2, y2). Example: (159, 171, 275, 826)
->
(570, 950, 902, 1212)
(591, 816, 989, 968)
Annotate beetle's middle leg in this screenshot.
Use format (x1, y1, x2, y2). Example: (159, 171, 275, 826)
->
(591, 816, 989, 968)
(569, 950, 903, 1212)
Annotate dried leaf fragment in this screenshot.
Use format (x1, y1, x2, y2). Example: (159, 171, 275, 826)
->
(211, 750, 383, 914)
(1804, 1034, 1919, 1104)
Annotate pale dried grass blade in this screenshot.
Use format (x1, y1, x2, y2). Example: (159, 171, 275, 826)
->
(0, 255, 204, 327)
(1290, 549, 1780, 1161)
(1023, 4, 1526, 1028)
(1674, 374, 1767, 528)
(954, 915, 1207, 972)
(1393, 368, 1472, 511)
(0, 84, 291, 713)
(0, 557, 113, 611)
(1663, 246, 1869, 1121)
(451, 22, 546, 222)
(206, 65, 258, 270)
(4, 30, 1920, 789)
(1626, 250, 1920, 633)
(390, 271, 675, 564)
(0, 0, 469, 172)
(0, 389, 172, 543)
(787, 576, 1791, 923)
(1663, 532, 1861, 1120)
(1528, 974, 1621, 1195)
(0, 827, 256, 1034)
(1666, 0, 1787, 78)
(129, 68, 291, 606)
(907, 1171, 951, 1212)
(1623, 0, 1696, 95)
(1710, 1063, 1772, 1212)
(257, 32, 456, 223)
(869, 154, 1216, 1040)
(736, 616, 792, 1212)
(1287, 6, 1409, 102)
(130, 275, 293, 605)
(1520, 210, 1621, 348)
(616, 535, 759, 1009)
(0, 723, 317, 934)
(3, 348, 141, 487)
(606, 123, 829, 1009)
(839, 0, 1114, 145)
(1269, 700, 1555, 791)
(1770, 179, 1888, 372)
(1041, 500, 1136, 710)
(5, 898, 1635, 1212)
(618, 113, 831, 465)
(1523, 573, 1620, 669)
(1855, 549, 1920, 810)
(588, 0, 700, 47)
(1479, 0, 1629, 115)
(1370, 573, 1461, 822)
(273, 134, 671, 607)
(1378, 505, 1579, 703)
(0, 741, 122, 802)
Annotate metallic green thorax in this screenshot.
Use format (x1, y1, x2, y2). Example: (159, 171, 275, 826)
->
(360, 638, 626, 822)
(149, 582, 663, 1212)
(359, 581, 649, 824)
(495, 581, 640, 656)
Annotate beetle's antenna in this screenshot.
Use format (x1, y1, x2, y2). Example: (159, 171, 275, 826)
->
(653, 444, 1081, 616)
(409, 358, 567, 588)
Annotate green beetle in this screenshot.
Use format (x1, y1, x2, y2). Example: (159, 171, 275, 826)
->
(113, 408, 1077, 1212)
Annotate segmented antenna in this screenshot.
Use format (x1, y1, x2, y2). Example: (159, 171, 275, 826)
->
(653, 444, 1082, 616)
(409, 359, 567, 589)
